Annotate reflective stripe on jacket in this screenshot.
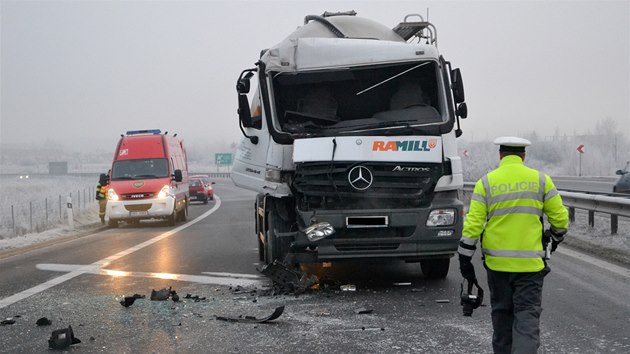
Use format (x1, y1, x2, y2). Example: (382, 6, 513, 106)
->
(459, 155, 569, 272)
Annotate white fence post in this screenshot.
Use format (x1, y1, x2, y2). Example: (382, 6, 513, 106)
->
(66, 196, 74, 229)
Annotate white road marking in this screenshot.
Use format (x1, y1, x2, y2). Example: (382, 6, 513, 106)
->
(35, 264, 267, 287)
(557, 247, 630, 278)
(0, 196, 228, 309)
(201, 272, 265, 279)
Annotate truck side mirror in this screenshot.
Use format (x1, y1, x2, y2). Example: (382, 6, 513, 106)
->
(237, 69, 256, 128)
(456, 102, 468, 119)
(173, 169, 183, 182)
(451, 68, 465, 104)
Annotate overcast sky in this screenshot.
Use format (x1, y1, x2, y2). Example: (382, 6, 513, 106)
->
(1, 0, 628, 153)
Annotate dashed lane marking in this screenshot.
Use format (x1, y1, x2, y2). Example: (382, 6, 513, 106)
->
(0, 196, 225, 309)
(34, 263, 267, 287)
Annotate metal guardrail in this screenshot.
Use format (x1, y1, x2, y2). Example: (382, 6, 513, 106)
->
(462, 182, 630, 234)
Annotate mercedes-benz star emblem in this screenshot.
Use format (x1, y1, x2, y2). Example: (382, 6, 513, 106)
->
(348, 166, 373, 191)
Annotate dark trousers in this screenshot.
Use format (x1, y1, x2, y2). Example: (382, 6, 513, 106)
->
(485, 266, 549, 354)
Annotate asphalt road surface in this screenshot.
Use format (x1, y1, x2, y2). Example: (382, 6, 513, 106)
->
(1, 180, 629, 353)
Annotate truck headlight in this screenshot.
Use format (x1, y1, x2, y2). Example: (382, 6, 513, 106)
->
(157, 185, 172, 199)
(108, 188, 119, 201)
(305, 222, 335, 242)
(426, 209, 456, 226)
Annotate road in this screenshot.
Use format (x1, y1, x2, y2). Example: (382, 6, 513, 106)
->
(0, 180, 629, 353)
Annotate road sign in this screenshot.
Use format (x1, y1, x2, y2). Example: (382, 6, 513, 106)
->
(577, 144, 585, 154)
(215, 153, 233, 166)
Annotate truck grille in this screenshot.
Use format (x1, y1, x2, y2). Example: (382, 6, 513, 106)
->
(293, 161, 446, 210)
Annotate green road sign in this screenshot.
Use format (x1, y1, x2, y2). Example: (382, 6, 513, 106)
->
(215, 153, 233, 166)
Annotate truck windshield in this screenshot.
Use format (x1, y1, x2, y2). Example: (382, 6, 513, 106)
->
(111, 158, 169, 180)
(272, 61, 445, 136)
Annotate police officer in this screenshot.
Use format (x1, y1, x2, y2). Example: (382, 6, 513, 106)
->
(96, 171, 110, 224)
(458, 137, 569, 353)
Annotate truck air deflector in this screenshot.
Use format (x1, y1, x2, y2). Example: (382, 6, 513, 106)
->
(293, 136, 443, 163)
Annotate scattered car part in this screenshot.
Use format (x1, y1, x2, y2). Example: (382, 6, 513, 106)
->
(48, 325, 81, 350)
(36, 317, 52, 326)
(215, 306, 285, 323)
(184, 294, 207, 302)
(259, 261, 318, 294)
(150, 287, 172, 301)
(340, 284, 357, 292)
(0, 318, 16, 326)
(354, 307, 373, 314)
(120, 293, 146, 307)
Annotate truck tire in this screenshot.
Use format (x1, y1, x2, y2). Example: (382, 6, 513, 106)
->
(167, 209, 176, 226)
(108, 219, 118, 228)
(264, 201, 291, 265)
(421, 258, 450, 279)
(177, 204, 188, 222)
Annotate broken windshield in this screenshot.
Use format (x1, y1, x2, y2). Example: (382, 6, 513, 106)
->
(271, 61, 445, 136)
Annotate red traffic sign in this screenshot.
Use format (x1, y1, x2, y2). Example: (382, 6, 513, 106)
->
(577, 144, 585, 154)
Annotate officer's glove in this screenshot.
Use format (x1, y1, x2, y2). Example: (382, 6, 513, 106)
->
(459, 254, 477, 281)
(545, 229, 567, 254)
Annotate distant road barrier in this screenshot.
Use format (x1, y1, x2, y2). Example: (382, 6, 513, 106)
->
(463, 182, 630, 235)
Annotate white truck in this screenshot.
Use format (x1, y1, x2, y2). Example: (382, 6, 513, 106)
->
(232, 11, 468, 278)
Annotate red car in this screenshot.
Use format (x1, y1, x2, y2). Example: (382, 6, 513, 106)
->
(189, 177, 209, 204)
(190, 174, 214, 200)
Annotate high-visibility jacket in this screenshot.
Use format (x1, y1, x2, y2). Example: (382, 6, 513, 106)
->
(459, 155, 569, 272)
(96, 183, 109, 201)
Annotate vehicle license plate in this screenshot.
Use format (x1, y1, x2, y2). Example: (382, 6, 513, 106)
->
(130, 211, 148, 217)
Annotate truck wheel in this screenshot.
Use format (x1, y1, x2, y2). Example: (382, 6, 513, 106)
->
(421, 258, 450, 279)
(108, 219, 118, 228)
(264, 204, 291, 264)
(178, 204, 188, 222)
(167, 210, 176, 226)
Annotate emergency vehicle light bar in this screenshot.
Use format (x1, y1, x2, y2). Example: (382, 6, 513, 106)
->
(126, 129, 161, 136)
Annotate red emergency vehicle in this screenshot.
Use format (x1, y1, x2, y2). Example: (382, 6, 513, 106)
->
(106, 129, 189, 227)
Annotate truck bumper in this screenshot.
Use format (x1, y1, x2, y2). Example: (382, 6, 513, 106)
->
(107, 197, 176, 221)
(290, 196, 462, 263)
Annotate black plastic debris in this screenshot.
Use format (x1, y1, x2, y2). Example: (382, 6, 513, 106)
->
(36, 317, 52, 326)
(259, 261, 318, 294)
(150, 287, 172, 301)
(230, 286, 257, 295)
(120, 293, 145, 307)
(354, 307, 373, 314)
(0, 318, 16, 326)
(48, 325, 81, 350)
(184, 294, 207, 302)
(215, 305, 285, 323)
(171, 290, 180, 302)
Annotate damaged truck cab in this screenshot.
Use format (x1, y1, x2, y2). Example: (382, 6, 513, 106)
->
(232, 12, 468, 279)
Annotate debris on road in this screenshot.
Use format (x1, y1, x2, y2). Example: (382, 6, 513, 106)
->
(184, 294, 207, 302)
(36, 317, 52, 326)
(340, 284, 356, 292)
(393, 282, 411, 286)
(119, 293, 146, 307)
(259, 261, 317, 294)
(436, 299, 450, 303)
(215, 305, 285, 324)
(354, 307, 373, 314)
(48, 325, 81, 350)
(0, 317, 16, 326)
(150, 287, 172, 301)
